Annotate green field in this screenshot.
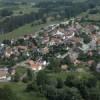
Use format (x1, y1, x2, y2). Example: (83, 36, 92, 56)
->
(13, 4, 39, 16)
(0, 3, 39, 16)
(0, 20, 60, 41)
(78, 6, 100, 21)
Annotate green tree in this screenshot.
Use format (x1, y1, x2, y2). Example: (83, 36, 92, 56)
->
(36, 71, 49, 86)
(0, 9, 13, 17)
(26, 81, 38, 92)
(62, 87, 84, 100)
(65, 73, 76, 87)
(27, 69, 33, 81)
(56, 78, 64, 89)
(45, 85, 57, 100)
(47, 58, 61, 72)
(13, 72, 20, 82)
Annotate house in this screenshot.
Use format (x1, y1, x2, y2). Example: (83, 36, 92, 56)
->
(8, 68, 16, 75)
(41, 47, 49, 54)
(56, 30, 64, 36)
(26, 60, 42, 71)
(87, 60, 95, 67)
(0, 68, 8, 80)
(0, 43, 5, 47)
(17, 46, 28, 51)
(0, 46, 5, 56)
(88, 51, 93, 57)
(0, 68, 11, 82)
(61, 65, 68, 71)
(42, 36, 50, 44)
(68, 50, 79, 62)
(49, 39, 56, 46)
(4, 47, 14, 58)
(26, 60, 47, 71)
(96, 38, 100, 52)
(61, 21, 69, 25)
(75, 22, 82, 30)
(93, 25, 99, 31)
(96, 63, 100, 72)
(79, 43, 90, 53)
(74, 59, 81, 66)
(89, 39, 97, 50)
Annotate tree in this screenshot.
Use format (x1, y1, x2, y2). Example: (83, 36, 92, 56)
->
(27, 69, 33, 81)
(65, 73, 76, 87)
(45, 85, 57, 100)
(62, 87, 83, 100)
(41, 17, 47, 24)
(26, 81, 38, 92)
(89, 9, 99, 14)
(0, 9, 13, 17)
(88, 87, 100, 100)
(80, 32, 91, 44)
(13, 72, 20, 82)
(2, 40, 11, 45)
(45, 86, 83, 100)
(36, 71, 49, 86)
(56, 78, 64, 89)
(47, 57, 61, 72)
(61, 55, 72, 66)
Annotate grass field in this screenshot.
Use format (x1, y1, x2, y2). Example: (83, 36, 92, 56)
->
(0, 3, 39, 16)
(13, 4, 39, 16)
(0, 2, 39, 24)
(0, 20, 60, 41)
(78, 6, 100, 21)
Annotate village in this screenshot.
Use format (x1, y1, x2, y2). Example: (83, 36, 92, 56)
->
(0, 18, 100, 82)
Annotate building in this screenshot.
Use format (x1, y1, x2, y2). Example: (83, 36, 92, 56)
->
(96, 63, 100, 72)
(61, 65, 68, 71)
(0, 68, 11, 82)
(26, 60, 47, 71)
